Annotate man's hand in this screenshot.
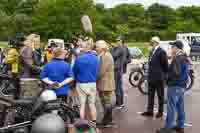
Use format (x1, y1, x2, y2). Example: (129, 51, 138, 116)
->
(51, 82, 60, 89)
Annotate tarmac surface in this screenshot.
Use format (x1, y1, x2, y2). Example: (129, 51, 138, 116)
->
(102, 64, 200, 133)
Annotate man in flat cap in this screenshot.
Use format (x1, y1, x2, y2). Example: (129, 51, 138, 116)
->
(157, 40, 188, 133)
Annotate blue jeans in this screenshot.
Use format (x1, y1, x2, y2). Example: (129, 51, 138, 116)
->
(114, 70, 124, 106)
(165, 86, 185, 129)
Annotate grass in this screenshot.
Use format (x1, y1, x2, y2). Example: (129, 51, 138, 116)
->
(127, 42, 149, 56)
(0, 41, 8, 48)
(0, 40, 150, 56)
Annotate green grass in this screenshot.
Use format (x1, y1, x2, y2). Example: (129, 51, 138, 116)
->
(127, 42, 149, 56)
(0, 41, 8, 48)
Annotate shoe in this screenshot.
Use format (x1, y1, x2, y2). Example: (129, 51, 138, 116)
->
(120, 104, 125, 108)
(172, 126, 184, 133)
(113, 106, 123, 110)
(156, 112, 163, 118)
(141, 111, 154, 117)
(156, 128, 175, 133)
(97, 122, 116, 128)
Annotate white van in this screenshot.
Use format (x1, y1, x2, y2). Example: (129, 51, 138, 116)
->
(48, 39, 64, 49)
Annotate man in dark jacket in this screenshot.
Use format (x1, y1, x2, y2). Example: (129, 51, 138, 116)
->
(157, 41, 188, 133)
(141, 36, 168, 118)
(112, 36, 127, 109)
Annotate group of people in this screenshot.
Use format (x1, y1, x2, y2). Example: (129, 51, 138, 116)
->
(141, 37, 189, 133)
(1, 33, 131, 130)
(40, 35, 131, 129)
(1, 33, 189, 133)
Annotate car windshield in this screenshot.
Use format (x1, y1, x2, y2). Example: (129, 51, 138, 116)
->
(129, 48, 142, 55)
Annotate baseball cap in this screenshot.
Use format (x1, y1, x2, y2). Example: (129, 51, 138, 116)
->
(170, 40, 183, 50)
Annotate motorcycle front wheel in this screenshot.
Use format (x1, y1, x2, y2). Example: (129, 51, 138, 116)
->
(129, 69, 143, 87)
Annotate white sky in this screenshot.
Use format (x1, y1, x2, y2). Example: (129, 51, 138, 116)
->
(96, 0, 200, 8)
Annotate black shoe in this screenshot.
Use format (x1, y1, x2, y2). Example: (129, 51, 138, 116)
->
(156, 128, 175, 133)
(172, 126, 184, 133)
(141, 111, 154, 117)
(97, 122, 116, 128)
(156, 112, 163, 118)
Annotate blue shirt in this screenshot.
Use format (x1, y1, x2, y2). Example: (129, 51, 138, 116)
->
(73, 51, 99, 83)
(40, 58, 73, 96)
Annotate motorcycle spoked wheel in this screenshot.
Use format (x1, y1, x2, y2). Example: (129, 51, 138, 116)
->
(129, 70, 143, 87)
(138, 79, 149, 95)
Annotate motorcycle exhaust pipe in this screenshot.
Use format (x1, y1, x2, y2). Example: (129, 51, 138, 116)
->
(0, 121, 32, 131)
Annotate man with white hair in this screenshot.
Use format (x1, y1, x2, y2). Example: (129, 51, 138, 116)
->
(141, 36, 168, 118)
(95, 40, 115, 127)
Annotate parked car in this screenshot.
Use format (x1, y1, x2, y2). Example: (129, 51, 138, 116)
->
(128, 47, 143, 59)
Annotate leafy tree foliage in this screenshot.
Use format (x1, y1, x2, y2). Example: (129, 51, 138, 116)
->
(1, 1, 200, 42)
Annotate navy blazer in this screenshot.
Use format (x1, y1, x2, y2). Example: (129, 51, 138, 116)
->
(148, 47, 168, 84)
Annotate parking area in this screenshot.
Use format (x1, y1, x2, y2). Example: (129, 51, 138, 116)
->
(102, 64, 200, 133)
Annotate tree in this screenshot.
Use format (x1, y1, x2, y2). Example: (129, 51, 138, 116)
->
(146, 3, 176, 30)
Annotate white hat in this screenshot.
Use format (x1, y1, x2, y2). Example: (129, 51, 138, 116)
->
(95, 40, 108, 49)
(151, 36, 160, 43)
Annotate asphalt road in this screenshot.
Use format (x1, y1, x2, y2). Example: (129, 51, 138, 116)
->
(102, 64, 200, 133)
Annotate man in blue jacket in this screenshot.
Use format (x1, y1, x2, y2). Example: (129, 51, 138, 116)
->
(157, 41, 188, 133)
(40, 47, 73, 99)
(73, 38, 99, 126)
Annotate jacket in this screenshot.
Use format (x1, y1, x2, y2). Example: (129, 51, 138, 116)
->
(4, 48, 19, 74)
(97, 51, 115, 92)
(148, 47, 168, 84)
(19, 47, 40, 78)
(33, 48, 43, 66)
(44, 50, 53, 63)
(167, 51, 188, 87)
(111, 45, 127, 72)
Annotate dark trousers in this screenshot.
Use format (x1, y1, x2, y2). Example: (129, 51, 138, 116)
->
(114, 70, 124, 106)
(147, 81, 164, 113)
(99, 92, 113, 124)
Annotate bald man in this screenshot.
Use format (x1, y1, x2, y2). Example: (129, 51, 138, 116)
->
(95, 40, 116, 127)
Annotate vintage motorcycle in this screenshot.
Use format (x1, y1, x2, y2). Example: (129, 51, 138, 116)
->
(129, 61, 194, 95)
(0, 74, 79, 133)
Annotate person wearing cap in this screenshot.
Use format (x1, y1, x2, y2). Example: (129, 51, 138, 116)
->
(141, 36, 168, 118)
(111, 36, 127, 110)
(40, 47, 74, 98)
(95, 40, 115, 127)
(157, 41, 188, 133)
(73, 37, 99, 126)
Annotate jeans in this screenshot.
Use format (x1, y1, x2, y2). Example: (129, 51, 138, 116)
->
(165, 86, 185, 129)
(114, 70, 124, 106)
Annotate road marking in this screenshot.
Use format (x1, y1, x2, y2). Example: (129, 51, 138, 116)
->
(138, 108, 192, 127)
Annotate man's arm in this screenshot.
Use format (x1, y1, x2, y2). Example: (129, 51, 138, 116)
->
(98, 54, 111, 80)
(59, 64, 74, 87)
(168, 57, 181, 80)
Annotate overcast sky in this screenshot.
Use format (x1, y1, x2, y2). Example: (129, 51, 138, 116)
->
(96, 0, 200, 8)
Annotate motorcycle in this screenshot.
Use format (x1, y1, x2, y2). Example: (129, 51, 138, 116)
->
(0, 74, 79, 133)
(129, 61, 194, 95)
